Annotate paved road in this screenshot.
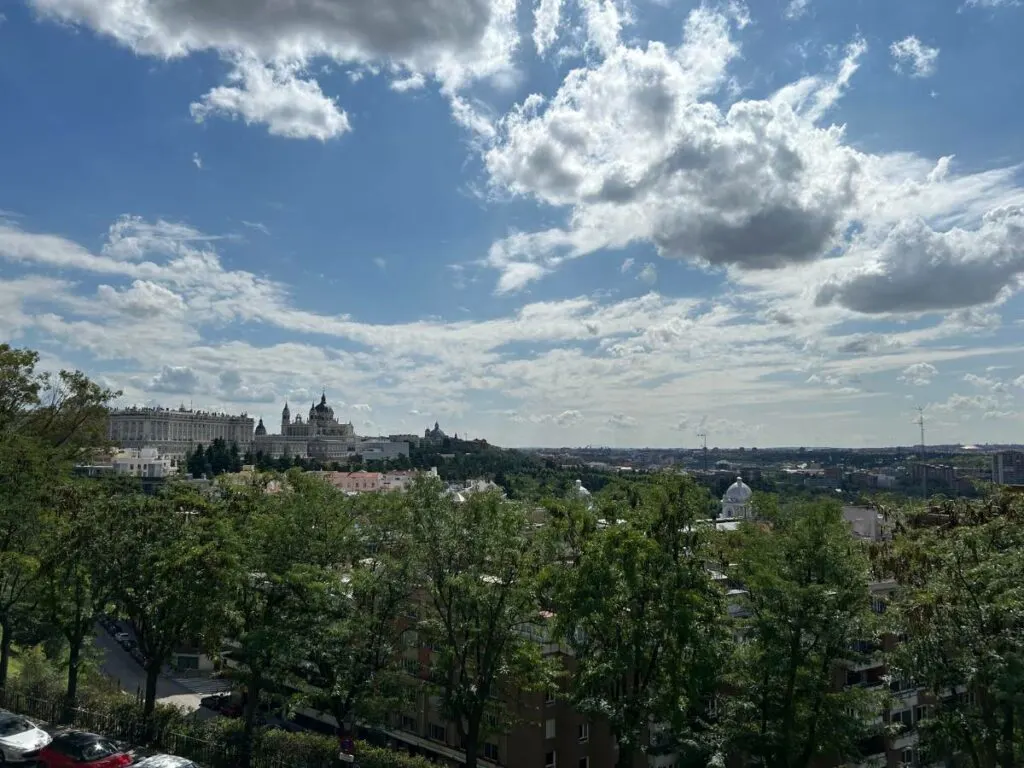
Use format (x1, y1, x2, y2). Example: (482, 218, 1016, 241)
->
(91, 630, 223, 713)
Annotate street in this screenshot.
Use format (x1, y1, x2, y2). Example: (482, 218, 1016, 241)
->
(91, 630, 224, 715)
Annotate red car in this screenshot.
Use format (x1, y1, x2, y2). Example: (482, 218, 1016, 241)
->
(37, 730, 133, 768)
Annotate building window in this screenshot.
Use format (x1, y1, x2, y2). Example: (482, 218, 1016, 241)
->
(544, 751, 557, 768)
(900, 747, 917, 767)
(545, 718, 556, 739)
(914, 704, 932, 723)
(890, 709, 913, 729)
(871, 596, 887, 614)
(400, 715, 417, 733)
(578, 759, 589, 768)
(429, 723, 446, 742)
(483, 743, 499, 760)
(577, 723, 590, 743)
(544, 689, 556, 707)
(403, 658, 420, 676)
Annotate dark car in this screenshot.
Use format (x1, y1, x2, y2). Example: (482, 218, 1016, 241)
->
(36, 731, 133, 768)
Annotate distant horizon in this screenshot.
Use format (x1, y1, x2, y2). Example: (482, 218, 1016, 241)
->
(4, 0, 1024, 448)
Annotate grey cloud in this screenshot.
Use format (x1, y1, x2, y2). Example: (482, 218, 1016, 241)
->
(30, 0, 495, 64)
(816, 209, 1024, 314)
(607, 413, 637, 428)
(146, 365, 200, 393)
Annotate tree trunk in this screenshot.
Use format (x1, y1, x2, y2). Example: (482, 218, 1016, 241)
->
(143, 662, 160, 717)
(63, 638, 81, 723)
(999, 702, 1015, 768)
(616, 742, 634, 768)
(241, 674, 262, 768)
(463, 716, 480, 768)
(0, 619, 12, 689)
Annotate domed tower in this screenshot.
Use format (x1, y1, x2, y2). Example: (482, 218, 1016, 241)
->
(255, 418, 267, 437)
(721, 476, 753, 520)
(281, 402, 291, 433)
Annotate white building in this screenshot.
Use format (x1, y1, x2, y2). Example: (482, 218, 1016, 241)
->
(78, 447, 178, 478)
(108, 406, 254, 460)
(720, 476, 753, 520)
(252, 395, 409, 461)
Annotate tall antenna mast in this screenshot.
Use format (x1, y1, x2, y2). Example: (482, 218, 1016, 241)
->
(916, 407, 927, 499)
(697, 431, 708, 473)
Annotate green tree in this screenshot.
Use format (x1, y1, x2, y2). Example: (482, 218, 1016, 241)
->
(226, 474, 349, 764)
(550, 475, 727, 768)
(719, 500, 882, 768)
(408, 480, 556, 768)
(186, 444, 206, 477)
(306, 491, 414, 738)
(106, 488, 239, 716)
(0, 345, 116, 687)
(38, 480, 117, 715)
(873, 495, 1024, 768)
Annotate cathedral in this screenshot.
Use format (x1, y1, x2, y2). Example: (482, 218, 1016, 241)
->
(280, 394, 356, 439)
(252, 393, 406, 462)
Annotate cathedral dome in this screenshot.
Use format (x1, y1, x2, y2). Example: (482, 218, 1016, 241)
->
(255, 418, 267, 436)
(723, 477, 752, 503)
(312, 392, 334, 420)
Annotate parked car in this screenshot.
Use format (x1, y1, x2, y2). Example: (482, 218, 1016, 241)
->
(0, 709, 52, 763)
(36, 730, 133, 768)
(130, 754, 199, 768)
(113, 632, 130, 645)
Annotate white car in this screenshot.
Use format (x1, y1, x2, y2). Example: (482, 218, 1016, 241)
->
(130, 755, 200, 768)
(0, 710, 53, 763)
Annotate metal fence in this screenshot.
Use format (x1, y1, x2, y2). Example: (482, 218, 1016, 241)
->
(0, 687, 332, 768)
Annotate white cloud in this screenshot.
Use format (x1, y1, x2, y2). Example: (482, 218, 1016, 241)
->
(192, 152, 202, 169)
(495, 261, 548, 294)
(190, 58, 351, 140)
(5, 213, 1024, 448)
(373, 257, 387, 270)
(816, 208, 1024, 314)
(637, 263, 657, 285)
(963, 372, 1007, 392)
(620, 257, 635, 273)
(890, 36, 939, 78)
(97, 280, 187, 318)
(242, 220, 270, 235)
(554, 409, 584, 427)
(606, 413, 637, 428)
(532, 0, 562, 56)
(485, 10, 866, 282)
(390, 72, 426, 92)
(146, 365, 200, 393)
(898, 362, 938, 386)
(351, 403, 373, 412)
(784, 0, 811, 19)
(963, 0, 1020, 7)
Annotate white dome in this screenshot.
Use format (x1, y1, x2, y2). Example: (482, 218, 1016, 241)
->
(723, 477, 752, 503)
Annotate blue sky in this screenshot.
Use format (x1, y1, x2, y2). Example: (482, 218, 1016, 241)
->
(2, 0, 1024, 448)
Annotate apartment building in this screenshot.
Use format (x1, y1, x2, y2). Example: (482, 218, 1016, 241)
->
(991, 449, 1024, 485)
(382, 607, 636, 768)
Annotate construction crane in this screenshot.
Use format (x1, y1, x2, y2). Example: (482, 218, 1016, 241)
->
(916, 407, 927, 499)
(697, 431, 708, 473)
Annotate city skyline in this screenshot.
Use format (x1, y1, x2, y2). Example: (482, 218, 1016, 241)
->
(2, 0, 1024, 448)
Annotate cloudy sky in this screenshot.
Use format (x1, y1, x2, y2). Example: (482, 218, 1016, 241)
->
(2, 0, 1024, 448)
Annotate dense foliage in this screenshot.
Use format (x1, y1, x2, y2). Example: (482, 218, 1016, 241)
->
(4, 344, 1024, 768)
